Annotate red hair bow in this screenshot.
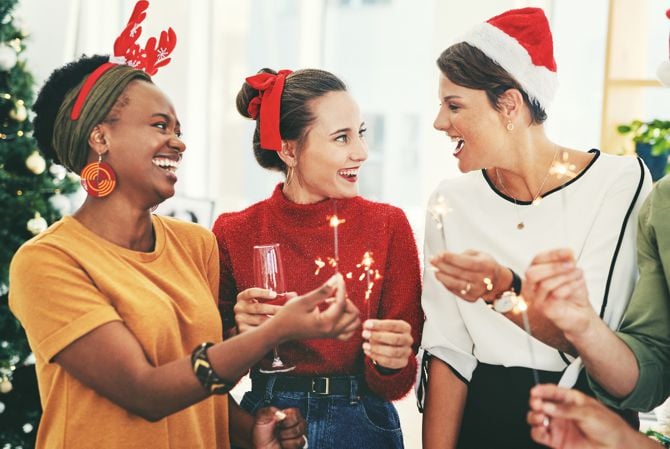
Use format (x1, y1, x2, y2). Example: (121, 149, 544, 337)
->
(246, 70, 293, 151)
(70, 0, 177, 120)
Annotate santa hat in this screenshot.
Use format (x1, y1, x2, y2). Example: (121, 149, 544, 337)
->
(462, 7, 557, 110)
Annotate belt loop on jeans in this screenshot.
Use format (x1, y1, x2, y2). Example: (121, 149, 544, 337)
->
(311, 376, 330, 395)
(349, 376, 360, 404)
(263, 374, 277, 405)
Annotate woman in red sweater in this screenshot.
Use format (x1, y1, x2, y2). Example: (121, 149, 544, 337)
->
(212, 68, 422, 448)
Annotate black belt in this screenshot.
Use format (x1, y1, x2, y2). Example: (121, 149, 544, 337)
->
(252, 374, 366, 396)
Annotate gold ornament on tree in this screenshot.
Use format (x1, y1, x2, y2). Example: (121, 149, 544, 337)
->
(0, 376, 12, 394)
(25, 150, 46, 174)
(9, 99, 27, 121)
(26, 212, 47, 235)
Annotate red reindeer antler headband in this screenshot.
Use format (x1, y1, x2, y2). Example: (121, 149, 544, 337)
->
(246, 70, 293, 151)
(70, 0, 177, 120)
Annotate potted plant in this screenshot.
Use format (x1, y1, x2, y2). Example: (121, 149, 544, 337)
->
(617, 119, 670, 181)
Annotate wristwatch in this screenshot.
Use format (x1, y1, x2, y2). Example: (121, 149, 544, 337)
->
(493, 291, 518, 314)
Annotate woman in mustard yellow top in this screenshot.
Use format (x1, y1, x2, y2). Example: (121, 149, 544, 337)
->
(8, 53, 358, 449)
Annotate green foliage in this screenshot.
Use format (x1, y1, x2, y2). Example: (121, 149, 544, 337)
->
(617, 119, 670, 157)
(0, 0, 79, 446)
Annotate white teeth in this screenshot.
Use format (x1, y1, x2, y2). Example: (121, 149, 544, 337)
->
(453, 139, 465, 155)
(338, 169, 358, 178)
(152, 157, 180, 172)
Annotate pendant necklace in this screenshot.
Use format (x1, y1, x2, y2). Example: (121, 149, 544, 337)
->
(495, 147, 560, 230)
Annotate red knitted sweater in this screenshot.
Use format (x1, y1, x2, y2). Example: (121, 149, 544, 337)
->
(212, 184, 422, 400)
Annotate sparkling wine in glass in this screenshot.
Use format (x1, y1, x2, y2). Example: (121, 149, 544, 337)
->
(253, 243, 295, 373)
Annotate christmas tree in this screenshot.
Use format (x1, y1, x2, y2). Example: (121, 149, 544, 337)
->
(0, 0, 79, 446)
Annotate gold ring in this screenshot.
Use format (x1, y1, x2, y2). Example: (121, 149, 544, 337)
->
(483, 277, 493, 291)
(460, 282, 472, 295)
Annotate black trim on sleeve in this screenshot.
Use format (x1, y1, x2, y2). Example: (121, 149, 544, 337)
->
(599, 157, 646, 319)
(416, 351, 469, 413)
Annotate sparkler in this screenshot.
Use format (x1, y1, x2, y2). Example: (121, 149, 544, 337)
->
(356, 251, 382, 318)
(328, 202, 346, 270)
(513, 296, 541, 385)
(428, 194, 451, 251)
(549, 149, 578, 247)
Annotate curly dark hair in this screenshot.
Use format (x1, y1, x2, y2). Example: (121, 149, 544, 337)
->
(236, 68, 347, 174)
(32, 54, 110, 164)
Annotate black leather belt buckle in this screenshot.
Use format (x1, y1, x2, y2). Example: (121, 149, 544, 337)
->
(311, 376, 330, 395)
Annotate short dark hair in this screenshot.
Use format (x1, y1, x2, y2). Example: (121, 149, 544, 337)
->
(437, 42, 547, 124)
(236, 68, 347, 173)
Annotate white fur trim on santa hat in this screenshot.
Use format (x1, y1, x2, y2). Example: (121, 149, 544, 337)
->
(462, 22, 558, 110)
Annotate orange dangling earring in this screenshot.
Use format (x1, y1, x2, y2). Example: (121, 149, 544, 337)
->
(80, 153, 117, 198)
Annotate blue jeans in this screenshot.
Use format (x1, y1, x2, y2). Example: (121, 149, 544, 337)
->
(236, 376, 404, 449)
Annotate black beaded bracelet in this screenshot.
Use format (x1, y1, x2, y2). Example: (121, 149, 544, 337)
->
(191, 342, 232, 395)
(509, 268, 522, 295)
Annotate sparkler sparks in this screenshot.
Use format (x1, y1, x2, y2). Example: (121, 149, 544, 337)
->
(429, 194, 451, 251)
(549, 151, 578, 180)
(328, 213, 346, 268)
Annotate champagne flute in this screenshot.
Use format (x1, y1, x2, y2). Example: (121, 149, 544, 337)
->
(253, 243, 295, 373)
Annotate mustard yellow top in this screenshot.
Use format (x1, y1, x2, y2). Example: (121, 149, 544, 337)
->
(9, 215, 229, 449)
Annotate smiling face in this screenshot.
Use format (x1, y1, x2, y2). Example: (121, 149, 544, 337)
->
(289, 90, 368, 203)
(93, 80, 185, 206)
(433, 73, 509, 173)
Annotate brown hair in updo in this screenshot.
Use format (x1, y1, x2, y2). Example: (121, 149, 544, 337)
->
(236, 68, 347, 174)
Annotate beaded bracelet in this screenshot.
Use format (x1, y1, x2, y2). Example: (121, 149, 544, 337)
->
(191, 342, 232, 395)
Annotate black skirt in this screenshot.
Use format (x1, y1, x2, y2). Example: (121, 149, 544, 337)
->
(456, 362, 638, 449)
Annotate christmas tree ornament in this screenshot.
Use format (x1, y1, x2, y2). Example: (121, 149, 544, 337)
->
(10, 99, 27, 121)
(80, 154, 117, 197)
(658, 9, 670, 86)
(22, 423, 33, 433)
(0, 401, 5, 414)
(27, 212, 48, 235)
(25, 150, 46, 174)
(49, 163, 67, 180)
(9, 37, 21, 52)
(0, 377, 12, 394)
(49, 193, 71, 216)
(0, 43, 17, 71)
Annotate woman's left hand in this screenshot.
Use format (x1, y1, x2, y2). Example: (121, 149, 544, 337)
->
(430, 250, 510, 302)
(361, 319, 413, 370)
(252, 407, 308, 449)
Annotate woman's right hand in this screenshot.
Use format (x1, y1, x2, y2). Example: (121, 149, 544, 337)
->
(525, 249, 597, 339)
(235, 288, 283, 334)
(527, 384, 654, 449)
(274, 273, 361, 342)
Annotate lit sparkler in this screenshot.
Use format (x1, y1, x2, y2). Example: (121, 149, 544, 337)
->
(328, 204, 346, 270)
(356, 251, 382, 318)
(549, 149, 579, 250)
(428, 194, 452, 251)
(513, 296, 540, 385)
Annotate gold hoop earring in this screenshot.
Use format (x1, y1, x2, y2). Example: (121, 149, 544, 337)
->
(506, 120, 514, 132)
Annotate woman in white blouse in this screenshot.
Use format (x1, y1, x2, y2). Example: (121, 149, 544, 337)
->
(419, 7, 651, 449)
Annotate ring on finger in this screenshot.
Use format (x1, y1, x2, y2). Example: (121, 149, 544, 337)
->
(302, 435, 309, 448)
(460, 281, 472, 295)
(483, 277, 494, 291)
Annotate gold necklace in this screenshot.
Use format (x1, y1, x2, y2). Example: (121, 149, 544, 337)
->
(495, 147, 560, 230)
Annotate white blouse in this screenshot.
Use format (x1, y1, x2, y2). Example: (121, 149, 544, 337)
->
(420, 150, 651, 387)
